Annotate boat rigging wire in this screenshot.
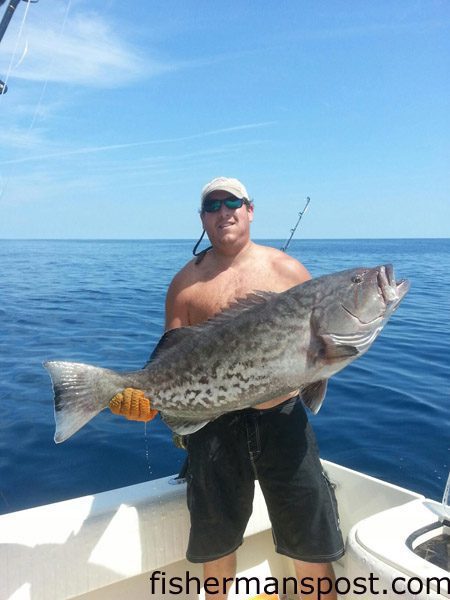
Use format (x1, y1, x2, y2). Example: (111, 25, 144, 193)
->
(27, 0, 72, 134)
(11, 36, 27, 68)
(280, 196, 311, 252)
(0, 0, 69, 204)
(0, 0, 38, 95)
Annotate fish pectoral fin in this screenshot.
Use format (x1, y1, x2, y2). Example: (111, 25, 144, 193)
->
(301, 379, 328, 414)
(320, 334, 359, 363)
(161, 413, 211, 435)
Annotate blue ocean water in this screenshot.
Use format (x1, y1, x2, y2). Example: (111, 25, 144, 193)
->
(0, 238, 448, 515)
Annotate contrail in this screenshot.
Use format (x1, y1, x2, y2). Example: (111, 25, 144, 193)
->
(0, 121, 276, 165)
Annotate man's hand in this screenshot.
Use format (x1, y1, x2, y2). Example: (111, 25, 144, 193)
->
(109, 388, 158, 422)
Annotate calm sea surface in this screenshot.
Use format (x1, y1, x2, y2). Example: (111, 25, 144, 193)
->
(0, 238, 449, 515)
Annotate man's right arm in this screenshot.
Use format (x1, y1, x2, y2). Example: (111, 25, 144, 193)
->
(165, 270, 191, 330)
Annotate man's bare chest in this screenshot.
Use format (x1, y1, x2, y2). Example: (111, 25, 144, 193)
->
(187, 268, 273, 325)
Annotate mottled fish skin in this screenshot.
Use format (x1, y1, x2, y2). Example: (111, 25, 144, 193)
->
(145, 264, 408, 418)
(45, 264, 410, 442)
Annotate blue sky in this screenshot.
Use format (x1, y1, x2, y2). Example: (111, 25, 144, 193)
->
(0, 0, 448, 239)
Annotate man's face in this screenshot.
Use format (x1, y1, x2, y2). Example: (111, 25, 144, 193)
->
(200, 190, 254, 248)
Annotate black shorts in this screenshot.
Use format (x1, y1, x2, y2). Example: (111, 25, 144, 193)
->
(185, 396, 345, 563)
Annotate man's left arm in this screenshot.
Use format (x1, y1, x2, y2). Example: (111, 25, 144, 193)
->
(276, 252, 312, 288)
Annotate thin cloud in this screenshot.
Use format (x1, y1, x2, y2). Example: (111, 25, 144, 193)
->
(0, 126, 48, 150)
(34, 140, 269, 184)
(0, 3, 169, 87)
(0, 139, 269, 205)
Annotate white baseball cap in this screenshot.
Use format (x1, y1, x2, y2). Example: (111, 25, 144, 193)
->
(201, 177, 250, 206)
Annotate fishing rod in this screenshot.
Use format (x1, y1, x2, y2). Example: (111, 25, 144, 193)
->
(0, 0, 38, 95)
(280, 196, 310, 252)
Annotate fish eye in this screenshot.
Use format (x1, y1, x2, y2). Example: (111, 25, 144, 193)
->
(351, 274, 363, 284)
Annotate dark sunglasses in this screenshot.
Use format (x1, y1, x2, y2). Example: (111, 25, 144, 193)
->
(202, 196, 247, 213)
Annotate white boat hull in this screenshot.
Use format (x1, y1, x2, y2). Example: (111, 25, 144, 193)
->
(1, 460, 448, 600)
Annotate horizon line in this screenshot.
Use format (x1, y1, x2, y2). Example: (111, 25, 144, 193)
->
(0, 236, 448, 242)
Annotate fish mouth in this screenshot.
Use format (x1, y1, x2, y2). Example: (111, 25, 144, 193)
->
(377, 264, 397, 304)
(395, 277, 410, 299)
(378, 264, 410, 305)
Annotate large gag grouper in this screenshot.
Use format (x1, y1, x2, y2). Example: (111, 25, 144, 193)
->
(45, 264, 409, 443)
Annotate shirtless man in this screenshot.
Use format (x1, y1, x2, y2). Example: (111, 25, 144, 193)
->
(111, 177, 344, 600)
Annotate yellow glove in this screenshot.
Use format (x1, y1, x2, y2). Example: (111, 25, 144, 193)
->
(109, 388, 158, 422)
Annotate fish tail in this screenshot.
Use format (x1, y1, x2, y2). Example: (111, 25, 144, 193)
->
(44, 360, 128, 443)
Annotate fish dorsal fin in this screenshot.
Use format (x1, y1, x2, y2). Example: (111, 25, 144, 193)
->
(196, 291, 275, 328)
(146, 291, 275, 365)
(301, 379, 328, 414)
(146, 327, 194, 365)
